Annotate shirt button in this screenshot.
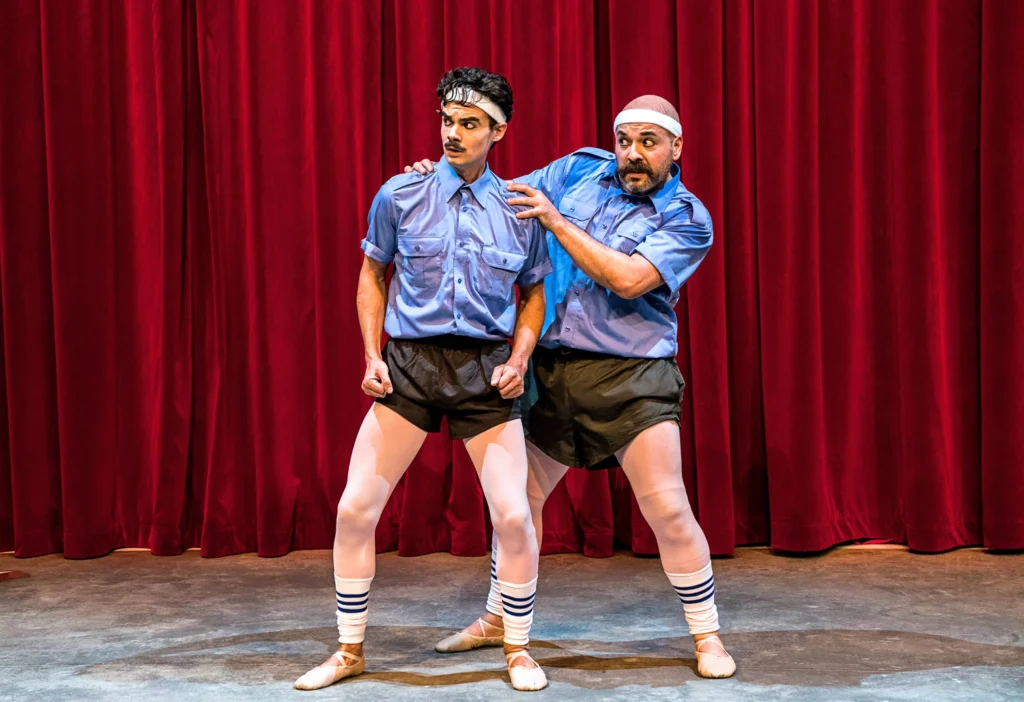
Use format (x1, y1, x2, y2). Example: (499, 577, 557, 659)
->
(457, 278, 463, 284)
(457, 313, 462, 319)
(564, 326, 571, 332)
(414, 245, 421, 251)
(503, 257, 508, 264)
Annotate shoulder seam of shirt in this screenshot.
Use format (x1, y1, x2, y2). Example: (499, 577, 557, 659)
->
(685, 196, 710, 228)
(572, 146, 615, 160)
(388, 180, 401, 224)
(662, 192, 711, 229)
(389, 169, 431, 193)
(373, 179, 399, 225)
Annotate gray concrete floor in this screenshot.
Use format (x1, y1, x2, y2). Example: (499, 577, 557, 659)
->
(1, 547, 1022, 701)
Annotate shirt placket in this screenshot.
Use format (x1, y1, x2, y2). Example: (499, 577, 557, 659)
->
(561, 207, 604, 347)
(561, 287, 584, 346)
(452, 186, 470, 332)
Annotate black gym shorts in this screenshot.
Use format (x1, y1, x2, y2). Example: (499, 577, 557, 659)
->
(376, 335, 522, 440)
(523, 345, 685, 470)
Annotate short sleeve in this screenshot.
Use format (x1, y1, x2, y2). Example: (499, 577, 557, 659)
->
(516, 219, 553, 286)
(632, 204, 713, 293)
(360, 183, 398, 263)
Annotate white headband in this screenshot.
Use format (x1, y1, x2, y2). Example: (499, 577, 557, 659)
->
(443, 87, 507, 125)
(613, 108, 682, 137)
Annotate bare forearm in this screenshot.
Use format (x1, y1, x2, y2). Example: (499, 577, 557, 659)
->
(549, 217, 633, 293)
(356, 259, 388, 363)
(508, 284, 545, 371)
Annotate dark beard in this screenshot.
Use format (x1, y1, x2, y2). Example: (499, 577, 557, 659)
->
(616, 161, 670, 196)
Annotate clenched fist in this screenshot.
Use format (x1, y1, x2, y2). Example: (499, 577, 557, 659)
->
(362, 359, 393, 398)
(491, 363, 525, 399)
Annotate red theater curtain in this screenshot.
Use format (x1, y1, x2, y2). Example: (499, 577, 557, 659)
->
(0, 0, 1020, 559)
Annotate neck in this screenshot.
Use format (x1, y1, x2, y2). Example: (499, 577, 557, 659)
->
(451, 159, 487, 184)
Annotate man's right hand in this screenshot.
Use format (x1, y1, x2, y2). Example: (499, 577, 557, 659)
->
(403, 159, 434, 175)
(362, 359, 393, 398)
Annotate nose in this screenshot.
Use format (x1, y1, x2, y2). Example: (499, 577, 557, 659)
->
(447, 124, 460, 141)
(627, 142, 643, 161)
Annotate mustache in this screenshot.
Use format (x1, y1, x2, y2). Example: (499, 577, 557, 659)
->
(617, 160, 655, 177)
(444, 141, 466, 152)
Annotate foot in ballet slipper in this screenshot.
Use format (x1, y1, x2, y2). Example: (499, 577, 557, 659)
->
(695, 634, 736, 678)
(505, 647, 548, 691)
(435, 617, 505, 653)
(294, 649, 364, 690)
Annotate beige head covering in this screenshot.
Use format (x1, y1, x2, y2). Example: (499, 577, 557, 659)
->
(614, 95, 682, 136)
(442, 87, 507, 125)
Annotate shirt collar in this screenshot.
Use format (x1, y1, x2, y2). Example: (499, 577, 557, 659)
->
(438, 156, 497, 203)
(608, 160, 681, 214)
(648, 163, 681, 214)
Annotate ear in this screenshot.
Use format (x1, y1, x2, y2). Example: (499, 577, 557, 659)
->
(672, 135, 684, 160)
(490, 122, 509, 144)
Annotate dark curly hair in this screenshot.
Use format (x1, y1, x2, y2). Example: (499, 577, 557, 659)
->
(436, 67, 514, 126)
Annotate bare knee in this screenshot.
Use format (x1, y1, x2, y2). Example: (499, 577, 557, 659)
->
(491, 506, 535, 549)
(643, 496, 700, 547)
(336, 494, 382, 538)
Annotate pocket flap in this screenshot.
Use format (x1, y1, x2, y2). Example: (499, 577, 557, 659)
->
(397, 236, 444, 257)
(614, 225, 646, 243)
(481, 245, 526, 272)
(557, 196, 598, 222)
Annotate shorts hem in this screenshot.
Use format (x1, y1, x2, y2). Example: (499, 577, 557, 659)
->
(578, 413, 681, 470)
(523, 431, 580, 468)
(375, 396, 439, 434)
(449, 410, 523, 441)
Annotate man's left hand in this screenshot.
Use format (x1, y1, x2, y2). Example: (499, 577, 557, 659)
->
(507, 183, 564, 231)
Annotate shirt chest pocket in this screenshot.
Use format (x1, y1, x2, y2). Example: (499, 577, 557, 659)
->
(557, 196, 598, 228)
(397, 235, 445, 290)
(609, 225, 647, 254)
(479, 245, 526, 300)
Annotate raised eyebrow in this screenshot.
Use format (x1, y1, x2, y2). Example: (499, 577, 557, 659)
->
(441, 110, 480, 125)
(616, 129, 661, 139)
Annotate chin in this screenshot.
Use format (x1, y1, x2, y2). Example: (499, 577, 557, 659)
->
(624, 179, 651, 195)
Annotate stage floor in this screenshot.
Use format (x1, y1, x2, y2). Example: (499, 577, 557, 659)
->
(1, 547, 1022, 701)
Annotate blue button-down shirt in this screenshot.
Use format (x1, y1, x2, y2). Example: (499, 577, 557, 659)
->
(362, 157, 552, 341)
(520, 147, 712, 358)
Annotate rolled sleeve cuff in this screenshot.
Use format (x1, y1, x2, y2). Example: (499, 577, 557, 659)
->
(633, 245, 681, 293)
(517, 260, 554, 287)
(361, 238, 393, 264)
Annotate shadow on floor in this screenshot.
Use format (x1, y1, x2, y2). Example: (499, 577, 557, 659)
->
(76, 625, 1024, 691)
